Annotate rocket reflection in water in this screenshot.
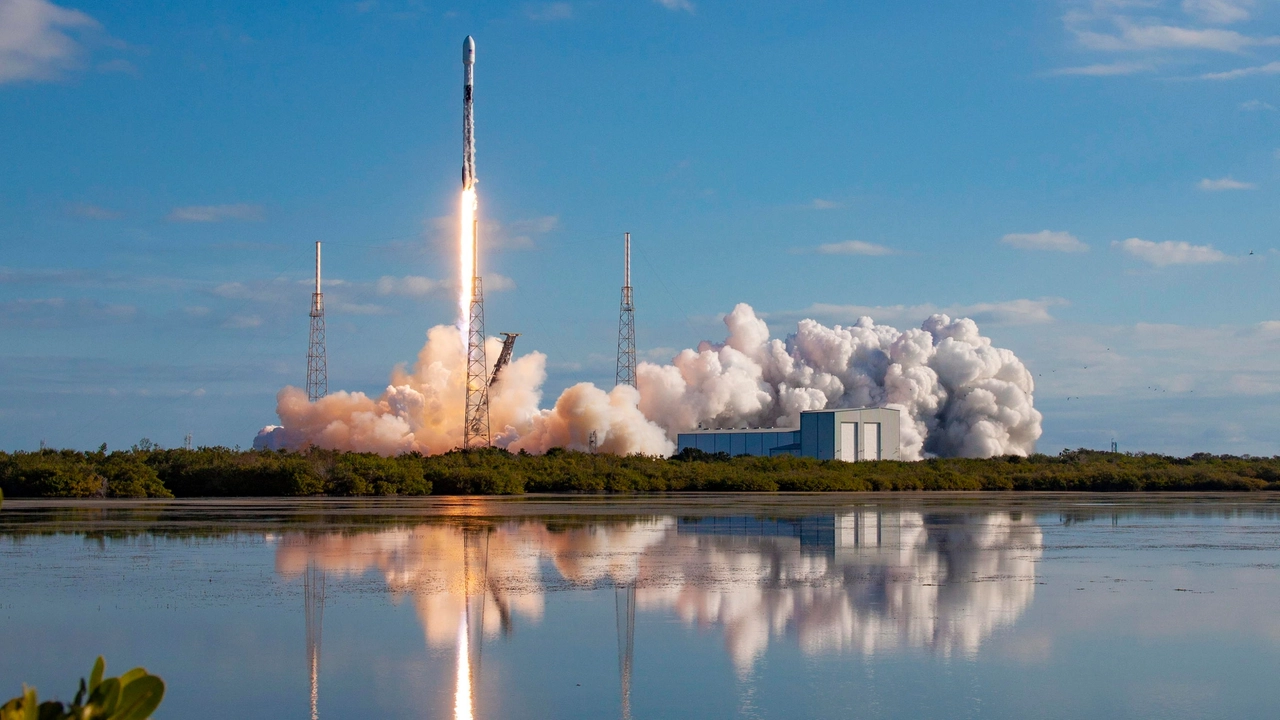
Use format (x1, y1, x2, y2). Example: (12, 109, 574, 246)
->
(276, 511, 1042, 711)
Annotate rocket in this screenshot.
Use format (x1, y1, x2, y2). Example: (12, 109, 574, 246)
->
(462, 35, 476, 190)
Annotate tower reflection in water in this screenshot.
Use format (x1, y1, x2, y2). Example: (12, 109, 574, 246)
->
(276, 511, 1042, 716)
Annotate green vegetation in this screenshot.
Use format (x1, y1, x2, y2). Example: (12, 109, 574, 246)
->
(1, 657, 164, 720)
(2, 443, 1279, 497)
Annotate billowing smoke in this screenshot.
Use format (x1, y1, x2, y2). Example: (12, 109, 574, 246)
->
(255, 324, 673, 456)
(638, 303, 1042, 459)
(255, 303, 1041, 459)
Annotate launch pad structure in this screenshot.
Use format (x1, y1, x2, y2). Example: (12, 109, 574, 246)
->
(616, 232, 636, 389)
(307, 241, 328, 402)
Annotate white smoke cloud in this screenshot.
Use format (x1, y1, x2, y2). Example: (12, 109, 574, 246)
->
(256, 303, 1042, 459)
(637, 304, 1041, 459)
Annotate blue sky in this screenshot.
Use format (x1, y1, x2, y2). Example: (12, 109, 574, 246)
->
(2, 0, 1279, 454)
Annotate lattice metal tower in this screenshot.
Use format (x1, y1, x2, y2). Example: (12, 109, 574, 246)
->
(464, 218, 490, 449)
(615, 583, 635, 720)
(616, 233, 636, 388)
(304, 562, 326, 720)
(306, 241, 328, 402)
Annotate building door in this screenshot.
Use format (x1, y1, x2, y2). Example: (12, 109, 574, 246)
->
(839, 422, 858, 462)
(862, 422, 881, 461)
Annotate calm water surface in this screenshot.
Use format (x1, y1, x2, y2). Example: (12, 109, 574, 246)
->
(2, 494, 1279, 719)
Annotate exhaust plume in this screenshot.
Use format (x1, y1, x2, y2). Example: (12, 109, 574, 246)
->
(256, 303, 1041, 459)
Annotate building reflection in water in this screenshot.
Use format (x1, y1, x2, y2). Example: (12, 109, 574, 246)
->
(276, 511, 1042, 715)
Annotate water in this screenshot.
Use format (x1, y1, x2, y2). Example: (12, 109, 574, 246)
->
(2, 494, 1279, 719)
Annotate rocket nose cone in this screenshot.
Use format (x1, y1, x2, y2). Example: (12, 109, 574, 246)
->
(464, 36, 475, 62)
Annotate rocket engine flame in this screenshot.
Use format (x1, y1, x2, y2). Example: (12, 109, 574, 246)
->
(459, 188, 477, 335)
(454, 609, 472, 720)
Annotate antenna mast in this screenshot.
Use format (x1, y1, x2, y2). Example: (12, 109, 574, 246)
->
(307, 241, 328, 402)
(616, 233, 637, 388)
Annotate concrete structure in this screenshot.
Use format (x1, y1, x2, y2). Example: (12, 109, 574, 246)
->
(676, 407, 901, 461)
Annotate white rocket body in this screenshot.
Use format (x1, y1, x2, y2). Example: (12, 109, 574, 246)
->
(462, 35, 476, 190)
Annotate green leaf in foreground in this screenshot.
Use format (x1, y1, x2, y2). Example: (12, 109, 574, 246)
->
(1, 658, 164, 720)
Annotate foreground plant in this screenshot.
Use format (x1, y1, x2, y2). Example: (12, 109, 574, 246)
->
(1, 657, 163, 720)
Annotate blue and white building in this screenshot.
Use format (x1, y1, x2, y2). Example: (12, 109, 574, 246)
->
(676, 407, 902, 461)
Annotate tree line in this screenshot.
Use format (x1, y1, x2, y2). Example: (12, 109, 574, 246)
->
(2, 442, 1279, 498)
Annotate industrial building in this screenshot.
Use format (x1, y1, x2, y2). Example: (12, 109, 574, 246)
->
(676, 407, 901, 461)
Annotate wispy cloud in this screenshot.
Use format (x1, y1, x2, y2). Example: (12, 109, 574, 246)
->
(776, 297, 1067, 327)
(423, 213, 556, 251)
(1240, 99, 1275, 111)
(0, 297, 137, 327)
(0, 0, 100, 84)
(1001, 230, 1089, 252)
(1059, 2, 1280, 81)
(375, 275, 444, 298)
(1113, 238, 1229, 266)
(1182, 0, 1255, 25)
(814, 240, 894, 256)
(167, 204, 265, 222)
(654, 0, 694, 13)
(67, 202, 121, 220)
(809, 198, 842, 210)
(525, 2, 572, 21)
(1076, 23, 1277, 53)
(221, 314, 263, 329)
(1051, 61, 1154, 76)
(1198, 176, 1254, 191)
(1201, 60, 1280, 79)
(96, 57, 135, 75)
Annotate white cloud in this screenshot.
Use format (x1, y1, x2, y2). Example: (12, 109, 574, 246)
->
(487, 273, 517, 291)
(525, 2, 572, 21)
(504, 215, 558, 247)
(96, 57, 135, 75)
(1051, 61, 1154, 76)
(327, 300, 388, 315)
(424, 213, 556, 250)
(375, 275, 443, 298)
(1239, 99, 1275, 111)
(168, 204, 265, 222)
(1113, 238, 1229, 266)
(1182, 0, 1254, 25)
(67, 202, 121, 220)
(222, 314, 263, 329)
(1198, 176, 1254, 190)
(1001, 230, 1089, 252)
(809, 198, 842, 210)
(815, 240, 894, 256)
(1076, 23, 1277, 53)
(654, 0, 694, 12)
(1201, 60, 1280, 79)
(0, 297, 137, 327)
(780, 297, 1067, 327)
(0, 0, 99, 84)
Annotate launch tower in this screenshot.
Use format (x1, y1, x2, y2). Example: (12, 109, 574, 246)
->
(304, 562, 326, 720)
(307, 241, 328, 402)
(616, 233, 637, 388)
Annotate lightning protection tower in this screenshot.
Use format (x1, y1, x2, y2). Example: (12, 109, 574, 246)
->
(464, 222, 491, 449)
(304, 562, 326, 720)
(307, 241, 328, 402)
(616, 233, 636, 388)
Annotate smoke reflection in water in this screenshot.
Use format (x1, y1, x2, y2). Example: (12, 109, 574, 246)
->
(276, 511, 1042, 712)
